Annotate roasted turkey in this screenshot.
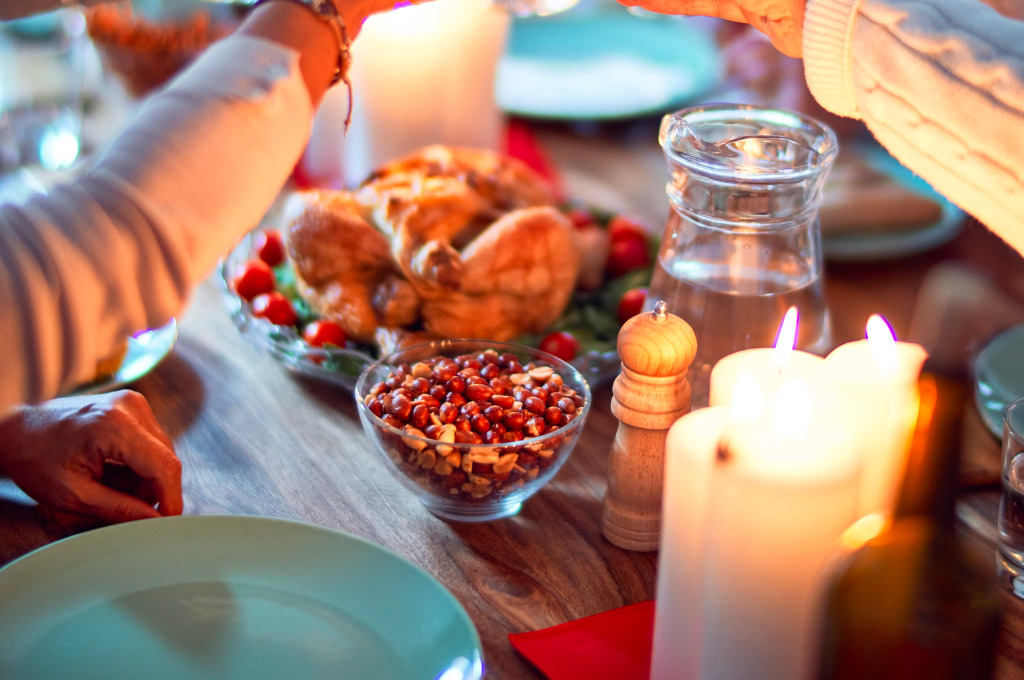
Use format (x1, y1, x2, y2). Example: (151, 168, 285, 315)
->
(282, 146, 581, 347)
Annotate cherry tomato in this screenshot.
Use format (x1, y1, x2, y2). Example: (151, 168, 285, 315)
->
(252, 291, 298, 326)
(255, 229, 286, 267)
(606, 234, 651, 278)
(564, 206, 597, 229)
(302, 320, 348, 348)
(607, 214, 649, 244)
(233, 260, 275, 301)
(538, 331, 580, 362)
(617, 287, 648, 324)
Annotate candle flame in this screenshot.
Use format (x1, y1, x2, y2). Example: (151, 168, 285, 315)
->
(772, 307, 799, 371)
(866, 314, 898, 374)
(730, 372, 764, 423)
(773, 378, 813, 437)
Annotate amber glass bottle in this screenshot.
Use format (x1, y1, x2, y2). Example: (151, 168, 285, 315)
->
(815, 362, 1002, 680)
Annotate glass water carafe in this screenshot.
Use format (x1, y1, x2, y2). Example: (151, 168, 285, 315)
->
(647, 104, 839, 408)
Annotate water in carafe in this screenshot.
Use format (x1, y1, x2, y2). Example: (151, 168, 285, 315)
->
(647, 105, 839, 407)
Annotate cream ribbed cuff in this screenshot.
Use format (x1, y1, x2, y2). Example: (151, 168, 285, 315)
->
(803, 0, 862, 118)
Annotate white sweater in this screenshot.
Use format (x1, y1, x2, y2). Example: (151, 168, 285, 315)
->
(804, 0, 1024, 253)
(0, 36, 317, 411)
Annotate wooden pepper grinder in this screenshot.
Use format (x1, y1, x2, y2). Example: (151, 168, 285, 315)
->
(602, 300, 696, 551)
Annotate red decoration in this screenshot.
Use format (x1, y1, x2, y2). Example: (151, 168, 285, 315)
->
(509, 600, 655, 680)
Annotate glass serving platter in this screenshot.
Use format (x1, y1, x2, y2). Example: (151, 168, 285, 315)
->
(219, 230, 374, 390)
(218, 204, 653, 390)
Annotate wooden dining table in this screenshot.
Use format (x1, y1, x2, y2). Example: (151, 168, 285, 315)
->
(2, 116, 1024, 679)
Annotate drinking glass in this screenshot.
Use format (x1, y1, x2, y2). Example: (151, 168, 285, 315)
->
(997, 397, 1024, 596)
(0, 9, 86, 173)
(647, 104, 839, 408)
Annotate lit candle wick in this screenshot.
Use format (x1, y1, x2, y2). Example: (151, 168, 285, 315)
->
(865, 314, 899, 374)
(772, 306, 799, 376)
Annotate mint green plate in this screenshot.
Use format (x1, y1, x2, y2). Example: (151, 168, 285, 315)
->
(0, 515, 483, 680)
(975, 324, 1024, 437)
(496, 9, 721, 120)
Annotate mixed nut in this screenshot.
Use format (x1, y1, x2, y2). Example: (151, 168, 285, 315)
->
(363, 349, 586, 502)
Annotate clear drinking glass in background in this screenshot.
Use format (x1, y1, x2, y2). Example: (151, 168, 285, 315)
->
(997, 397, 1024, 596)
(647, 104, 839, 408)
(0, 10, 87, 173)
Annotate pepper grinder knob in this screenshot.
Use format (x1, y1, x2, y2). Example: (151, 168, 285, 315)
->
(602, 300, 697, 551)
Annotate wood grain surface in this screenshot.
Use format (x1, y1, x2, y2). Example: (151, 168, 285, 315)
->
(2, 119, 1024, 679)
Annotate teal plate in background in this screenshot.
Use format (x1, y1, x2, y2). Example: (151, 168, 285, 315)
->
(495, 9, 721, 120)
(0, 515, 483, 680)
(975, 324, 1024, 438)
(822, 143, 966, 261)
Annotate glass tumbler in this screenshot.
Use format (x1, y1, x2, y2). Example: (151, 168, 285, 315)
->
(0, 9, 86, 173)
(998, 397, 1024, 596)
(647, 104, 839, 408)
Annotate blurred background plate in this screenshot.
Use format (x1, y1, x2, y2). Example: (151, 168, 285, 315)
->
(975, 324, 1024, 438)
(823, 202, 965, 262)
(495, 7, 721, 120)
(822, 143, 966, 261)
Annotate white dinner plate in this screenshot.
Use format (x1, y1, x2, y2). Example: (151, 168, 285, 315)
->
(974, 324, 1024, 438)
(495, 9, 721, 120)
(0, 515, 483, 680)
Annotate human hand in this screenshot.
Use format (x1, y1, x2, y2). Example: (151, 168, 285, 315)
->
(0, 391, 183, 527)
(719, 24, 866, 137)
(615, 0, 805, 57)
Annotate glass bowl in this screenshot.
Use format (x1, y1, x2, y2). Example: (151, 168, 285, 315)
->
(355, 340, 592, 522)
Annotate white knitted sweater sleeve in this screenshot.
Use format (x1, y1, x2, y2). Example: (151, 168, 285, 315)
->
(0, 36, 316, 411)
(803, 0, 1024, 252)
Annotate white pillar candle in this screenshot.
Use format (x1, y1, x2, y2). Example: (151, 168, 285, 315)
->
(708, 307, 826, 408)
(340, 0, 509, 185)
(701, 381, 859, 680)
(652, 405, 732, 680)
(653, 380, 860, 680)
(822, 315, 927, 516)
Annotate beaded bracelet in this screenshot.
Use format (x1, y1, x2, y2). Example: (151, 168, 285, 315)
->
(249, 0, 351, 88)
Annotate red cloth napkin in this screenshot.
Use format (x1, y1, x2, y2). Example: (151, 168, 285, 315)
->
(509, 600, 655, 680)
(503, 117, 567, 203)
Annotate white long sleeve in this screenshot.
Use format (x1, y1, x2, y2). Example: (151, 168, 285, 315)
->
(0, 35, 326, 411)
(803, 0, 1024, 253)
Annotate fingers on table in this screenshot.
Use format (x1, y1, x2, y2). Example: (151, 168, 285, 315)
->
(103, 390, 184, 517)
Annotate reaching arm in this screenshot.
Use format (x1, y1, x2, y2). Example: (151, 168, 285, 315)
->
(0, 0, 402, 413)
(615, 0, 1024, 252)
(802, 0, 1024, 250)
